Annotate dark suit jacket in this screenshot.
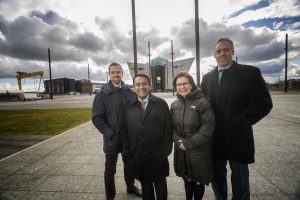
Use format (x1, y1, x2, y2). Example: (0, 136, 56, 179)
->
(121, 94, 173, 181)
(201, 61, 273, 163)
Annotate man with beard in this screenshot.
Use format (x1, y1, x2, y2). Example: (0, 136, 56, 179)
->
(92, 62, 142, 200)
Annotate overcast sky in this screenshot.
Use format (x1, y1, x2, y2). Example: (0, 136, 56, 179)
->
(0, 0, 299, 92)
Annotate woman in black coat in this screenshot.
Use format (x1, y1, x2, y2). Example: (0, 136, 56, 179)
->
(171, 72, 215, 200)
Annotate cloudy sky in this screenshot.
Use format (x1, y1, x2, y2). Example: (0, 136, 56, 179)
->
(0, 0, 299, 92)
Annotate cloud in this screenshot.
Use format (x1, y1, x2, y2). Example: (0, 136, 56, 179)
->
(0, 0, 299, 86)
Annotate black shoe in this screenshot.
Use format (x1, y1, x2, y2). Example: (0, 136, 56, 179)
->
(127, 186, 142, 197)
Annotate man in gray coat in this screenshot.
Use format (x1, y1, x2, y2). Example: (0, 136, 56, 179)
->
(92, 62, 141, 200)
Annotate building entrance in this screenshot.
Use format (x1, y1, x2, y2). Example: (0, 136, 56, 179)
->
(152, 65, 165, 92)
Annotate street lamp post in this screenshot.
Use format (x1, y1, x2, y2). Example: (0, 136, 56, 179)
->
(131, 0, 138, 75)
(48, 48, 53, 100)
(171, 40, 175, 96)
(194, 0, 201, 87)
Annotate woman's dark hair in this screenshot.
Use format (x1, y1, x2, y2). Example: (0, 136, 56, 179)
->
(173, 71, 197, 91)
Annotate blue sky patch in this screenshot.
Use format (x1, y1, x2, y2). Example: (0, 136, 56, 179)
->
(243, 16, 300, 30)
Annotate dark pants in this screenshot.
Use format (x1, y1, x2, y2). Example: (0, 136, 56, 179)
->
(104, 153, 134, 200)
(141, 177, 168, 200)
(212, 159, 250, 200)
(184, 179, 205, 200)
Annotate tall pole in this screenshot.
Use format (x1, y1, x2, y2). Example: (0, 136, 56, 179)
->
(148, 41, 152, 84)
(285, 34, 288, 93)
(194, 0, 200, 87)
(88, 63, 90, 81)
(88, 63, 91, 95)
(171, 40, 175, 95)
(131, 0, 138, 75)
(48, 48, 53, 100)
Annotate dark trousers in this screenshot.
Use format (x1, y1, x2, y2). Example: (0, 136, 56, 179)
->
(104, 153, 134, 200)
(184, 179, 205, 200)
(212, 159, 250, 200)
(141, 177, 168, 200)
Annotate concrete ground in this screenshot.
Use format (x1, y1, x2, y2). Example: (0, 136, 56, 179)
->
(0, 93, 299, 199)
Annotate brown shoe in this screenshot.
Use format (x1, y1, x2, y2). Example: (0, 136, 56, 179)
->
(127, 186, 142, 197)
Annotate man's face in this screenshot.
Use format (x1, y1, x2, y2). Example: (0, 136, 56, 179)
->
(214, 41, 234, 68)
(133, 76, 151, 100)
(109, 65, 122, 84)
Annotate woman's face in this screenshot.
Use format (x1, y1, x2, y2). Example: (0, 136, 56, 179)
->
(175, 77, 192, 97)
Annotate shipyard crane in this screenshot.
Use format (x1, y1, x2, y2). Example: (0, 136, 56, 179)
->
(16, 71, 44, 100)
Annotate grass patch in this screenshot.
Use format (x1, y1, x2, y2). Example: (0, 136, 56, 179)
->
(0, 108, 91, 135)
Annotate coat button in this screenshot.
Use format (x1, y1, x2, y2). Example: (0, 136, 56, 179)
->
(142, 152, 146, 155)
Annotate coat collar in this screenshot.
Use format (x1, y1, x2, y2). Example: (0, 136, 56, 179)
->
(102, 80, 129, 95)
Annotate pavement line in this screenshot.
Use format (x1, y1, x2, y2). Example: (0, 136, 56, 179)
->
(0, 120, 92, 162)
(286, 114, 300, 118)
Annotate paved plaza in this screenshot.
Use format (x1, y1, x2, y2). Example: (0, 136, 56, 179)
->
(0, 93, 299, 199)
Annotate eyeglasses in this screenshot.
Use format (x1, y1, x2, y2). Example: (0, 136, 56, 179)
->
(176, 82, 190, 88)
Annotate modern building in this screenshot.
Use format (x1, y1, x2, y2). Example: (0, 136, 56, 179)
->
(127, 57, 194, 92)
(44, 78, 76, 94)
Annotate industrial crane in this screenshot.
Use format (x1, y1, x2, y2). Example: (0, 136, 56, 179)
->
(16, 71, 44, 100)
(16, 71, 44, 91)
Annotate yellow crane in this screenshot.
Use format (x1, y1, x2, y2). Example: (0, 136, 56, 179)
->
(16, 71, 44, 92)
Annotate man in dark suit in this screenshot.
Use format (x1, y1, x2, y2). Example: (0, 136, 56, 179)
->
(121, 74, 173, 200)
(201, 38, 273, 200)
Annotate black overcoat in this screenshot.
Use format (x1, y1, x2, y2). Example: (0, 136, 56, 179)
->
(121, 94, 173, 181)
(92, 81, 136, 153)
(201, 61, 273, 163)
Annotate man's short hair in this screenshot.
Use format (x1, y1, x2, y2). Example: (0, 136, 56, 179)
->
(215, 38, 234, 51)
(133, 74, 151, 85)
(108, 62, 122, 73)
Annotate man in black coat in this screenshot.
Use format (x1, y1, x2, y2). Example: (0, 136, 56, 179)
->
(92, 62, 141, 200)
(121, 74, 173, 200)
(201, 38, 273, 200)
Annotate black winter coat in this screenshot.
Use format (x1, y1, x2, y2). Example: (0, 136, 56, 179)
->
(171, 89, 215, 184)
(201, 61, 273, 163)
(92, 81, 136, 153)
(121, 94, 173, 181)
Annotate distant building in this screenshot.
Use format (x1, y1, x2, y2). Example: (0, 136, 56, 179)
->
(76, 79, 92, 94)
(91, 82, 105, 94)
(44, 78, 76, 94)
(269, 79, 300, 90)
(127, 57, 194, 92)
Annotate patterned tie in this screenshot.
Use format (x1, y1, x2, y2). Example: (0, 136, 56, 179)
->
(141, 100, 146, 110)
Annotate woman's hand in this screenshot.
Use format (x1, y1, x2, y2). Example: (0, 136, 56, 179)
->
(178, 140, 186, 150)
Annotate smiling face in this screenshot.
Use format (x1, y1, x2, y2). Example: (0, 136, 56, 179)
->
(133, 76, 151, 100)
(175, 76, 192, 97)
(108, 64, 123, 85)
(214, 41, 234, 68)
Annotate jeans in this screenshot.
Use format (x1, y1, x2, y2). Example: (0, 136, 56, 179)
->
(141, 177, 168, 200)
(184, 179, 205, 200)
(104, 153, 134, 200)
(212, 159, 250, 200)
